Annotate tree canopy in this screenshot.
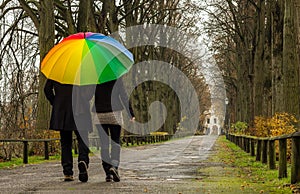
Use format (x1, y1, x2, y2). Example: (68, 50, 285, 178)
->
(0, 0, 209, 147)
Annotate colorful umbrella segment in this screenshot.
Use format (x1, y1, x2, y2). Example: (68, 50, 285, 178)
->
(41, 32, 134, 85)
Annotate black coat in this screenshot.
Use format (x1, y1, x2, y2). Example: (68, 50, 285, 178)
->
(44, 79, 94, 132)
(94, 79, 134, 119)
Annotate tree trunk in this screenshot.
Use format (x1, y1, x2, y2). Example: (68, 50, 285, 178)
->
(283, 0, 300, 118)
(264, 0, 273, 117)
(271, 0, 284, 114)
(253, 0, 266, 117)
(297, 1, 300, 68)
(77, 0, 97, 32)
(36, 0, 55, 130)
(108, 0, 119, 33)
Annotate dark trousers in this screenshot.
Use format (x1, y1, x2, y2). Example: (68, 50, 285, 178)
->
(60, 130, 89, 176)
(96, 124, 121, 175)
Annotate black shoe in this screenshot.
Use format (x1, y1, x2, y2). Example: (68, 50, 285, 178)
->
(78, 161, 88, 182)
(64, 175, 74, 181)
(105, 174, 113, 182)
(109, 167, 120, 182)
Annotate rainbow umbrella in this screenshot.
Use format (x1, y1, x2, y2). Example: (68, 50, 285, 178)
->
(41, 32, 134, 85)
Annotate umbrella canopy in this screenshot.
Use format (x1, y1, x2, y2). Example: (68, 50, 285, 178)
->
(41, 32, 134, 85)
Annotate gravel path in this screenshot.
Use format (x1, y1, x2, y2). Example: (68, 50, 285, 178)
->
(0, 135, 218, 194)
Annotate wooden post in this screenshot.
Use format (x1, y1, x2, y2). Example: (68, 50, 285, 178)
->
(262, 139, 268, 164)
(278, 139, 287, 178)
(126, 137, 129, 146)
(241, 137, 244, 149)
(256, 139, 262, 161)
(44, 141, 49, 160)
(242, 137, 246, 151)
(250, 139, 255, 156)
(268, 140, 276, 169)
(130, 136, 134, 145)
(23, 141, 28, 164)
(245, 138, 250, 153)
(239, 136, 243, 148)
(291, 135, 300, 184)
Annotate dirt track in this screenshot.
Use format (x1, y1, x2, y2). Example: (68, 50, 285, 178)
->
(0, 135, 219, 194)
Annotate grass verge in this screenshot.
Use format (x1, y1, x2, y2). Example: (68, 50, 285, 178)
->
(197, 135, 298, 194)
(0, 154, 61, 169)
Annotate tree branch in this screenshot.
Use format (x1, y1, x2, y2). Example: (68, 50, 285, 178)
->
(18, 0, 39, 29)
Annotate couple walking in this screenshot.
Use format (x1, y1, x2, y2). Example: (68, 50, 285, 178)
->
(44, 78, 135, 182)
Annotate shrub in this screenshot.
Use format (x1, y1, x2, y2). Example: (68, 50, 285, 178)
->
(230, 121, 248, 135)
(254, 112, 297, 137)
(254, 112, 298, 161)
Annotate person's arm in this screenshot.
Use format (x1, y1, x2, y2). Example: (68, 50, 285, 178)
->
(44, 79, 55, 105)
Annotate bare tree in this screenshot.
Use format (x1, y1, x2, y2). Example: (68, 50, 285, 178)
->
(203, 0, 300, 128)
(0, 0, 209, 143)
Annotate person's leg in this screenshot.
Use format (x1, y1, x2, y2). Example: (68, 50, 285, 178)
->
(97, 124, 112, 181)
(75, 130, 89, 182)
(109, 125, 121, 168)
(75, 130, 89, 166)
(60, 130, 74, 180)
(108, 124, 121, 182)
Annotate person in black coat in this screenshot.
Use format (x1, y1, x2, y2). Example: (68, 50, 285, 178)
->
(94, 78, 135, 182)
(44, 79, 93, 182)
